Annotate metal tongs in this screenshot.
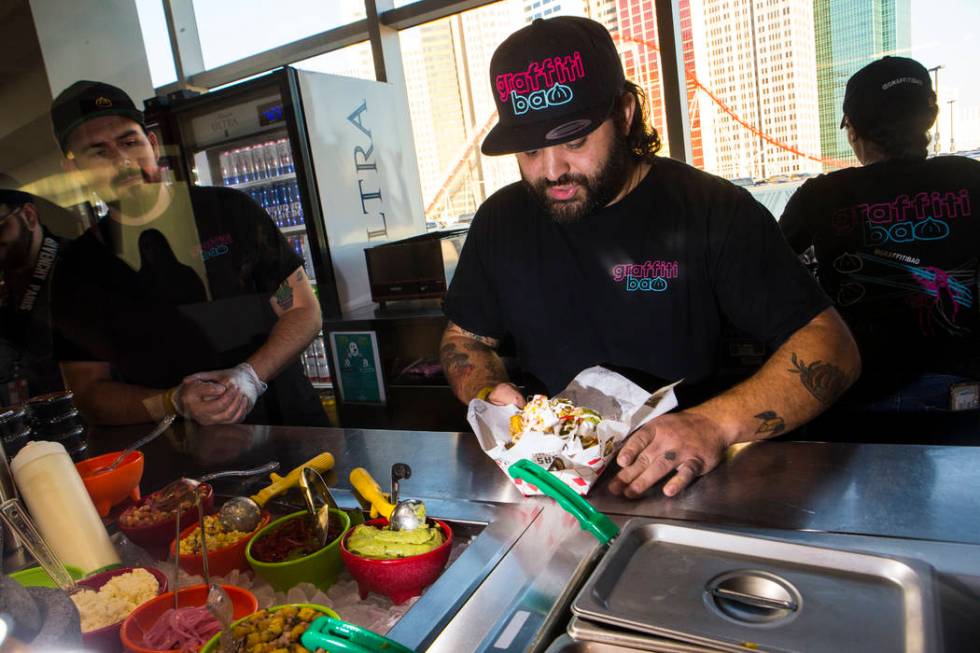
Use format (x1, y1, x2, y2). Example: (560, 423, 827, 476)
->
(0, 498, 77, 592)
(298, 467, 333, 547)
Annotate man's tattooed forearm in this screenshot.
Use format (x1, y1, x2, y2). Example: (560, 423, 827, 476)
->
(440, 343, 474, 377)
(754, 410, 786, 436)
(788, 353, 849, 405)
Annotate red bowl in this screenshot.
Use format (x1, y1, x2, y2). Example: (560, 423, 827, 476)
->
(76, 451, 145, 517)
(118, 483, 215, 559)
(120, 583, 258, 653)
(170, 512, 271, 578)
(340, 517, 453, 605)
(76, 566, 169, 653)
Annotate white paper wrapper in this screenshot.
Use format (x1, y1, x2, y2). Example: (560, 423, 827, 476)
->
(468, 366, 679, 496)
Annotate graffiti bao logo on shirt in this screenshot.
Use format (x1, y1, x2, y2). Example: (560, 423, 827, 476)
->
(194, 233, 233, 261)
(495, 52, 585, 116)
(611, 260, 679, 292)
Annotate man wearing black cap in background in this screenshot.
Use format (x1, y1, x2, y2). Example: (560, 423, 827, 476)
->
(48, 80, 327, 427)
(0, 184, 66, 402)
(780, 57, 980, 418)
(441, 16, 861, 498)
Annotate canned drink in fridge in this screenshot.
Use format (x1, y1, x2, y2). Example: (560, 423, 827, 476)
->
(233, 148, 254, 183)
(219, 150, 237, 185)
(263, 141, 282, 176)
(289, 181, 304, 224)
(276, 139, 294, 174)
(250, 145, 268, 179)
(276, 183, 293, 226)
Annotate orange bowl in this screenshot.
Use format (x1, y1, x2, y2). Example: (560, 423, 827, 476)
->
(76, 451, 145, 517)
(170, 512, 271, 578)
(120, 583, 258, 653)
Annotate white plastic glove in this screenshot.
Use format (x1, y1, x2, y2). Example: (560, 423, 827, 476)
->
(180, 363, 268, 425)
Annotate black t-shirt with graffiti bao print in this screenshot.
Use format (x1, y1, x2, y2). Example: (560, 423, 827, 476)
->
(780, 155, 980, 395)
(444, 156, 830, 400)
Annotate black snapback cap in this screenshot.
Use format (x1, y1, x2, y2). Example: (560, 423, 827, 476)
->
(51, 80, 146, 153)
(482, 16, 626, 156)
(841, 56, 934, 131)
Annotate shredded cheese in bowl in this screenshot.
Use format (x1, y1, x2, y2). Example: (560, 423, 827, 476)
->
(70, 568, 159, 632)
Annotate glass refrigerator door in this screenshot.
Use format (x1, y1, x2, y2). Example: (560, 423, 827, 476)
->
(177, 91, 331, 391)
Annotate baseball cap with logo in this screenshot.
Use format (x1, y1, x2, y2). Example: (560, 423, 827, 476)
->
(51, 80, 146, 153)
(482, 16, 625, 156)
(840, 56, 935, 132)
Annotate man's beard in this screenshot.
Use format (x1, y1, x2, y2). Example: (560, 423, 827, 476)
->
(523, 133, 632, 224)
(109, 165, 163, 216)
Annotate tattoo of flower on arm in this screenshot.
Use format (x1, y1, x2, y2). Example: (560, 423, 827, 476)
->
(788, 353, 848, 405)
(754, 410, 786, 436)
(274, 280, 294, 311)
(440, 342, 475, 379)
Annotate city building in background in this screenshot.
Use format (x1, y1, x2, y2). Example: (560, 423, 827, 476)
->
(814, 0, 911, 168)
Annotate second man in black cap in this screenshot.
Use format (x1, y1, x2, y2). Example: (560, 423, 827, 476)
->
(441, 16, 861, 497)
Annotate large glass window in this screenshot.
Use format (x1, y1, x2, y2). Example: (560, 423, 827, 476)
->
(293, 42, 376, 80)
(192, 0, 366, 70)
(135, 0, 178, 87)
(399, 0, 664, 229)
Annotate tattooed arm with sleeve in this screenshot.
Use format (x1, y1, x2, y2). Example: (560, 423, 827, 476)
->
(610, 307, 860, 498)
(179, 267, 322, 424)
(440, 322, 525, 408)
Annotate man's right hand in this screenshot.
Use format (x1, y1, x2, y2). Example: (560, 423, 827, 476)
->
(175, 380, 249, 425)
(486, 382, 526, 408)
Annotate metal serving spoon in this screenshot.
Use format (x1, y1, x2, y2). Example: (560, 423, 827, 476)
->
(389, 463, 425, 532)
(206, 583, 240, 653)
(89, 414, 176, 474)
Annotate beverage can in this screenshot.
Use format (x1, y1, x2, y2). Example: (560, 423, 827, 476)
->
(263, 141, 282, 176)
(276, 139, 294, 174)
(277, 183, 293, 226)
(219, 150, 237, 185)
(250, 145, 268, 180)
(233, 148, 255, 183)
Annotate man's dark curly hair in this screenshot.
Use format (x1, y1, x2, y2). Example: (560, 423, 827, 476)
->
(851, 94, 939, 159)
(613, 81, 662, 162)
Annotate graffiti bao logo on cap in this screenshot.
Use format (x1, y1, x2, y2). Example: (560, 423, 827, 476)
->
(496, 52, 585, 116)
(95, 96, 113, 108)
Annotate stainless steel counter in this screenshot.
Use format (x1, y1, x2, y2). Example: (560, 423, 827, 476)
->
(87, 423, 980, 545)
(81, 423, 980, 651)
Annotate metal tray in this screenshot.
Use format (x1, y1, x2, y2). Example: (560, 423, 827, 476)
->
(567, 616, 720, 652)
(571, 521, 940, 653)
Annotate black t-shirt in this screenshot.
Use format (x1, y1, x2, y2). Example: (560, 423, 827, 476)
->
(51, 185, 326, 426)
(444, 156, 830, 397)
(780, 156, 980, 392)
(0, 228, 65, 396)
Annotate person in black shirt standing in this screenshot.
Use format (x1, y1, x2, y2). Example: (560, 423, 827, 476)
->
(0, 187, 66, 401)
(780, 57, 980, 415)
(441, 17, 861, 498)
(48, 81, 326, 427)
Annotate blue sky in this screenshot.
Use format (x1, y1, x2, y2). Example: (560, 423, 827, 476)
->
(911, 0, 980, 106)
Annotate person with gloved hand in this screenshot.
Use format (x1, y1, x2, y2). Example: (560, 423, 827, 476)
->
(47, 81, 326, 427)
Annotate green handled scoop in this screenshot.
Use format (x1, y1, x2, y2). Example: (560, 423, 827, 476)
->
(300, 615, 414, 653)
(508, 459, 620, 547)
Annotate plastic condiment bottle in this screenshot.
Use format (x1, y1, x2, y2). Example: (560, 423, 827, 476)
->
(10, 440, 120, 573)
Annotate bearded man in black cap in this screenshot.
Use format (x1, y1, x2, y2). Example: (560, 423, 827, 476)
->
(441, 16, 861, 498)
(780, 56, 980, 416)
(48, 81, 327, 427)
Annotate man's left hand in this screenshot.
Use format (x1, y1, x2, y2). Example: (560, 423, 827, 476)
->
(609, 411, 732, 498)
(182, 363, 267, 424)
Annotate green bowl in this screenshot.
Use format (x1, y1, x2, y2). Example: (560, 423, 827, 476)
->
(10, 565, 85, 588)
(200, 603, 340, 653)
(246, 509, 350, 592)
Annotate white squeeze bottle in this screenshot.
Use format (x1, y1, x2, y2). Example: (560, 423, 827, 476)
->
(11, 441, 120, 573)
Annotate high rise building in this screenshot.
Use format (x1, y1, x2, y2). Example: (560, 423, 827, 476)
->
(699, 0, 821, 179)
(814, 0, 911, 167)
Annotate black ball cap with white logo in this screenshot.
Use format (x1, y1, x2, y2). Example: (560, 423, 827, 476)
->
(51, 80, 146, 153)
(482, 16, 625, 156)
(841, 56, 934, 132)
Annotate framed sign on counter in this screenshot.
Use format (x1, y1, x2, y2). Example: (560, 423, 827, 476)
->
(329, 330, 386, 404)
